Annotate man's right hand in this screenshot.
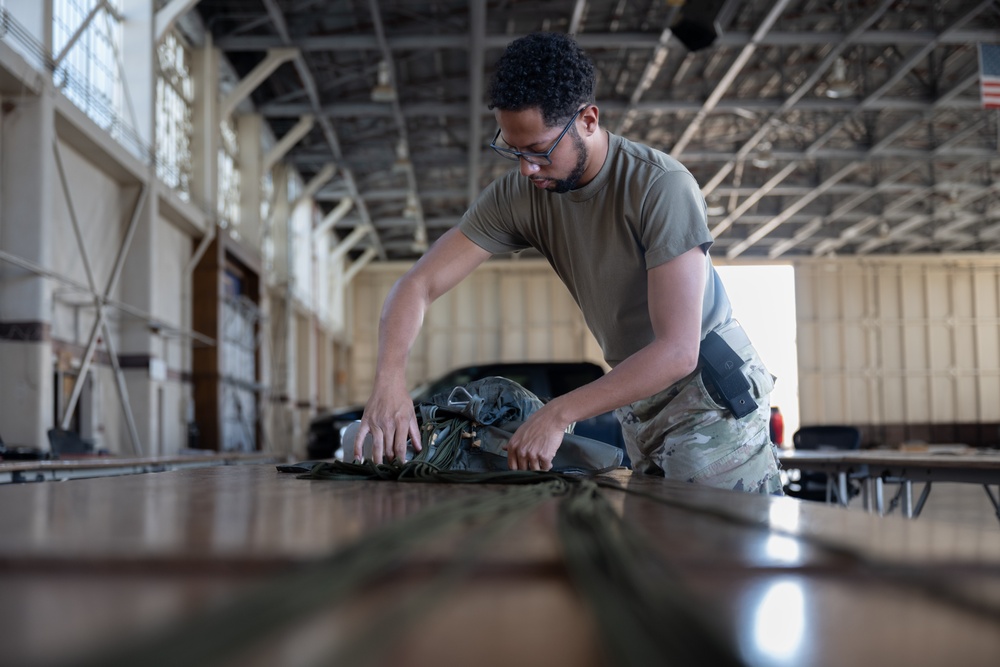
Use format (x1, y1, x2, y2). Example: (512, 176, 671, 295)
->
(351, 383, 423, 464)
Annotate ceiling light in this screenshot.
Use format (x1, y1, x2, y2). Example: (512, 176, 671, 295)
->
(751, 142, 773, 169)
(705, 194, 726, 216)
(824, 57, 855, 99)
(393, 139, 411, 172)
(402, 192, 420, 219)
(412, 227, 428, 253)
(371, 60, 396, 102)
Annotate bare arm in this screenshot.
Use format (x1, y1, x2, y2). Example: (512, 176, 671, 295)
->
(352, 228, 492, 463)
(504, 246, 707, 470)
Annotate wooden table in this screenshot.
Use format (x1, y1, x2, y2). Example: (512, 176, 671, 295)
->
(0, 464, 998, 666)
(778, 449, 1000, 520)
(0, 451, 284, 484)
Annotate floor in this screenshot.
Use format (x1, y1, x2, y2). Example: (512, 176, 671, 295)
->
(841, 481, 1000, 529)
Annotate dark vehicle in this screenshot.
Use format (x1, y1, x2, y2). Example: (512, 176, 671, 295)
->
(307, 361, 627, 464)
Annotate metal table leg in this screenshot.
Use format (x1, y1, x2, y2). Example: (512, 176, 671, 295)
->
(902, 480, 914, 519)
(838, 471, 849, 507)
(912, 482, 932, 519)
(984, 484, 1000, 526)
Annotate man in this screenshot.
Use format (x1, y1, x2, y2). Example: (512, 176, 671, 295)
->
(352, 32, 781, 494)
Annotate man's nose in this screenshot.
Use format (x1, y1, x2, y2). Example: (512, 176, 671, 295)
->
(519, 158, 541, 176)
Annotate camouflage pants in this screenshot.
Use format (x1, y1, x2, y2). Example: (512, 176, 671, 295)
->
(615, 320, 783, 495)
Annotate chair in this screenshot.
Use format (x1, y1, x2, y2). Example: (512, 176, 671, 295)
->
(46, 428, 94, 457)
(783, 425, 862, 503)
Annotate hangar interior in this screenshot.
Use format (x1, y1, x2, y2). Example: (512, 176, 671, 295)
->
(2, 3, 1000, 666)
(1, 0, 1000, 459)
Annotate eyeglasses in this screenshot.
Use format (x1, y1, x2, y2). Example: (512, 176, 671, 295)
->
(489, 107, 586, 166)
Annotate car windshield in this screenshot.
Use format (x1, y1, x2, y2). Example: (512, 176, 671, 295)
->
(413, 368, 535, 403)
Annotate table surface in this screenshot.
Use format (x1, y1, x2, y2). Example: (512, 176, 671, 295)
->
(779, 448, 1000, 469)
(0, 464, 998, 667)
(0, 451, 281, 473)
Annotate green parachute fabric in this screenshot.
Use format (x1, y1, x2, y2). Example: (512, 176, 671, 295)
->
(340, 375, 623, 474)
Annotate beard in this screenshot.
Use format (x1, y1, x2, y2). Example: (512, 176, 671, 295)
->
(548, 133, 588, 193)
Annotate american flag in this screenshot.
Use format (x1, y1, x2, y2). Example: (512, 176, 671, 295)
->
(979, 43, 1000, 109)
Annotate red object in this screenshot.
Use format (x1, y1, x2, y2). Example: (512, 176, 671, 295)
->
(769, 406, 784, 447)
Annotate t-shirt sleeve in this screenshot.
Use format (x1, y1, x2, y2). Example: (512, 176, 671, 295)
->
(458, 177, 531, 255)
(640, 170, 714, 269)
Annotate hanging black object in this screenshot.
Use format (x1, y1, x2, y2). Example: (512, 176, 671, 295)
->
(670, 0, 727, 52)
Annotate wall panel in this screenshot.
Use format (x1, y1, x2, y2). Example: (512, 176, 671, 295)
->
(349, 260, 602, 404)
(50, 141, 128, 347)
(795, 256, 1000, 447)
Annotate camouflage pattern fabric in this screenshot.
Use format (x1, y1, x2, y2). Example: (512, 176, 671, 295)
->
(615, 320, 783, 494)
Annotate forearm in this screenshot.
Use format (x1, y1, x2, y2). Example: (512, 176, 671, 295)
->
(353, 277, 431, 462)
(502, 338, 698, 471)
(372, 278, 430, 389)
(541, 247, 708, 428)
(543, 338, 698, 427)
(371, 228, 491, 390)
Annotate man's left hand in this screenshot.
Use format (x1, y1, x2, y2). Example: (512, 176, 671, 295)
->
(503, 407, 567, 471)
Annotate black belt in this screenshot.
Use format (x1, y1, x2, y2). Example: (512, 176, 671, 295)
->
(699, 330, 757, 419)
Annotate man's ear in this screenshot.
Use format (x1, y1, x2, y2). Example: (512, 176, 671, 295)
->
(579, 104, 600, 137)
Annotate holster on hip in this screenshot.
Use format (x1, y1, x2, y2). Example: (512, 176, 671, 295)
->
(699, 330, 757, 419)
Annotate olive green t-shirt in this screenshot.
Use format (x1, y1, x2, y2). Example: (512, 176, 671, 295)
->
(459, 132, 733, 367)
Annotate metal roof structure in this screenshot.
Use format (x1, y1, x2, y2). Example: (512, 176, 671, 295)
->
(182, 0, 1000, 261)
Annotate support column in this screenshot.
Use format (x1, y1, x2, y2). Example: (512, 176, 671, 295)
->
(121, 0, 155, 149)
(0, 90, 56, 449)
(120, 185, 162, 455)
(266, 164, 296, 455)
(237, 113, 264, 255)
(236, 116, 268, 451)
(187, 37, 221, 451)
(190, 37, 220, 219)
(118, 0, 163, 453)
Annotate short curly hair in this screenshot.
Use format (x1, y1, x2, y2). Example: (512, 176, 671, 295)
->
(488, 32, 595, 127)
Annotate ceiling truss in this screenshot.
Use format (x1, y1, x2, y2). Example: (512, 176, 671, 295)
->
(178, 0, 1000, 261)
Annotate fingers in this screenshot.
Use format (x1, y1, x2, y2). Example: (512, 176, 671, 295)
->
(352, 423, 370, 462)
(409, 421, 423, 453)
(372, 425, 394, 464)
(353, 418, 419, 464)
(514, 452, 546, 471)
(503, 441, 552, 472)
(390, 423, 409, 463)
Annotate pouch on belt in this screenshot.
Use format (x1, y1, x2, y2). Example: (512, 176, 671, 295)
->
(699, 329, 756, 419)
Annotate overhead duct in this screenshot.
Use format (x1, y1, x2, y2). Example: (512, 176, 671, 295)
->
(670, 0, 728, 52)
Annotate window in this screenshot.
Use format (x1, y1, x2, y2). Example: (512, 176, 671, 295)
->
(156, 32, 193, 199)
(52, 0, 125, 143)
(261, 171, 275, 275)
(290, 196, 313, 304)
(218, 119, 241, 231)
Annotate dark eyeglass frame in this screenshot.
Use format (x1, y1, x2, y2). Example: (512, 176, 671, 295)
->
(489, 106, 587, 166)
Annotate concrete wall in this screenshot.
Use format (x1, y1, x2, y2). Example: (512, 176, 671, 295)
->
(0, 7, 348, 457)
(154, 216, 195, 454)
